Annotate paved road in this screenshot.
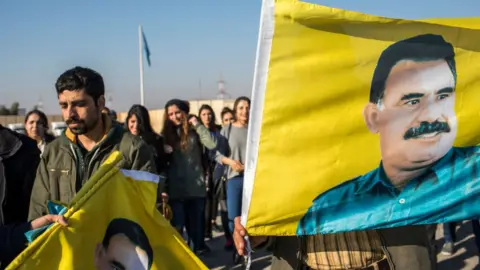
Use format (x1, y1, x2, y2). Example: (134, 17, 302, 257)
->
(199, 232, 271, 270)
(199, 221, 480, 270)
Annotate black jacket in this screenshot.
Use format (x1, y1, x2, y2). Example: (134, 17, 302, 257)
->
(44, 133, 56, 144)
(141, 132, 168, 175)
(0, 125, 40, 225)
(0, 222, 30, 266)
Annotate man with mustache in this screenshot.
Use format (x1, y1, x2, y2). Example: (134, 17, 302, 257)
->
(299, 33, 469, 233)
(28, 67, 158, 220)
(293, 34, 476, 269)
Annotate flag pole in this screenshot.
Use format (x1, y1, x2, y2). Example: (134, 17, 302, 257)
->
(139, 25, 145, 106)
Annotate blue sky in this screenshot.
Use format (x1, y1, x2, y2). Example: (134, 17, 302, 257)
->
(1, 0, 478, 113)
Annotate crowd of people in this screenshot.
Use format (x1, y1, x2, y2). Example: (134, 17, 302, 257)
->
(0, 66, 251, 269)
(0, 65, 476, 270)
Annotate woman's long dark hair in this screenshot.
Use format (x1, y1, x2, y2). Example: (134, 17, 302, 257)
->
(125, 104, 154, 135)
(198, 104, 218, 132)
(162, 104, 191, 152)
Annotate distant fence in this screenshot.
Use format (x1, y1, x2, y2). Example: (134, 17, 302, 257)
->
(0, 99, 235, 134)
(0, 115, 64, 127)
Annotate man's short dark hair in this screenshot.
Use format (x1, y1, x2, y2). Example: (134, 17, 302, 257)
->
(55, 66, 105, 103)
(370, 34, 457, 104)
(102, 218, 153, 269)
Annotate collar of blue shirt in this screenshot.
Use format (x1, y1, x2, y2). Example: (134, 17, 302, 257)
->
(355, 147, 458, 197)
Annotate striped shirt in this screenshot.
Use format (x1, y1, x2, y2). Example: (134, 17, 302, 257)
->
(302, 230, 385, 269)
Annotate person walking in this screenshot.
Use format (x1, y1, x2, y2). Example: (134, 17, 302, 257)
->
(215, 96, 250, 263)
(162, 99, 217, 255)
(198, 104, 222, 240)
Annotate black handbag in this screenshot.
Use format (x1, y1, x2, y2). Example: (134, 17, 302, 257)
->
(213, 123, 232, 200)
(213, 165, 227, 200)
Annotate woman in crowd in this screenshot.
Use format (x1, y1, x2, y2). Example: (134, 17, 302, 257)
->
(198, 104, 222, 240)
(220, 107, 234, 125)
(213, 106, 236, 250)
(24, 109, 55, 155)
(162, 99, 217, 255)
(215, 97, 250, 262)
(199, 104, 222, 132)
(125, 104, 168, 175)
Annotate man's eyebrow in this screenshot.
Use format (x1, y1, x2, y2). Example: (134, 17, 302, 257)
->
(400, 93, 424, 100)
(59, 98, 86, 104)
(110, 260, 126, 270)
(437, 87, 454, 94)
(71, 99, 86, 104)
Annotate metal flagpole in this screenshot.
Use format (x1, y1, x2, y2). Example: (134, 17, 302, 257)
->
(139, 25, 145, 106)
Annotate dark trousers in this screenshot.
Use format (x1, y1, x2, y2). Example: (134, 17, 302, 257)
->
(204, 190, 218, 237)
(170, 198, 206, 252)
(219, 200, 233, 242)
(443, 222, 456, 243)
(226, 176, 244, 233)
(473, 221, 480, 251)
(444, 221, 480, 251)
(426, 224, 438, 270)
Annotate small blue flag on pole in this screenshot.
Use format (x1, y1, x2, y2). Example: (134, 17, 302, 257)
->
(142, 30, 151, 67)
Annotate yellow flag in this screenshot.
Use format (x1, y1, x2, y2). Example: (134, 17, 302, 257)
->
(243, 0, 480, 236)
(7, 151, 207, 270)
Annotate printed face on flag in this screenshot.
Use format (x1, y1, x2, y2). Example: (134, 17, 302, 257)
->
(365, 55, 457, 180)
(242, 0, 480, 236)
(94, 235, 149, 270)
(94, 218, 153, 270)
(7, 153, 207, 269)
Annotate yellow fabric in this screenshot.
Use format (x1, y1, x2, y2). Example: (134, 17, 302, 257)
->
(7, 151, 207, 270)
(245, 0, 480, 236)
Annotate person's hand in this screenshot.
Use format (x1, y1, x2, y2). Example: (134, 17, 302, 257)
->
(161, 192, 169, 203)
(164, 144, 173, 154)
(236, 163, 245, 173)
(233, 217, 267, 256)
(188, 116, 199, 126)
(233, 217, 247, 255)
(230, 160, 244, 172)
(31, 214, 68, 230)
(232, 160, 245, 172)
(157, 194, 172, 221)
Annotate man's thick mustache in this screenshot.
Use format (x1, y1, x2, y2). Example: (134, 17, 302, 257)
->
(403, 121, 450, 140)
(65, 118, 84, 125)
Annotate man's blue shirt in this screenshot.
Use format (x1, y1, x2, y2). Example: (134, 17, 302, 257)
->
(297, 146, 480, 235)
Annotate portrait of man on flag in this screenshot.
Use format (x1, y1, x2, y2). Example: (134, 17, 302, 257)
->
(298, 33, 480, 235)
(94, 218, 153, 270)
(7, 152, 208, 270)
